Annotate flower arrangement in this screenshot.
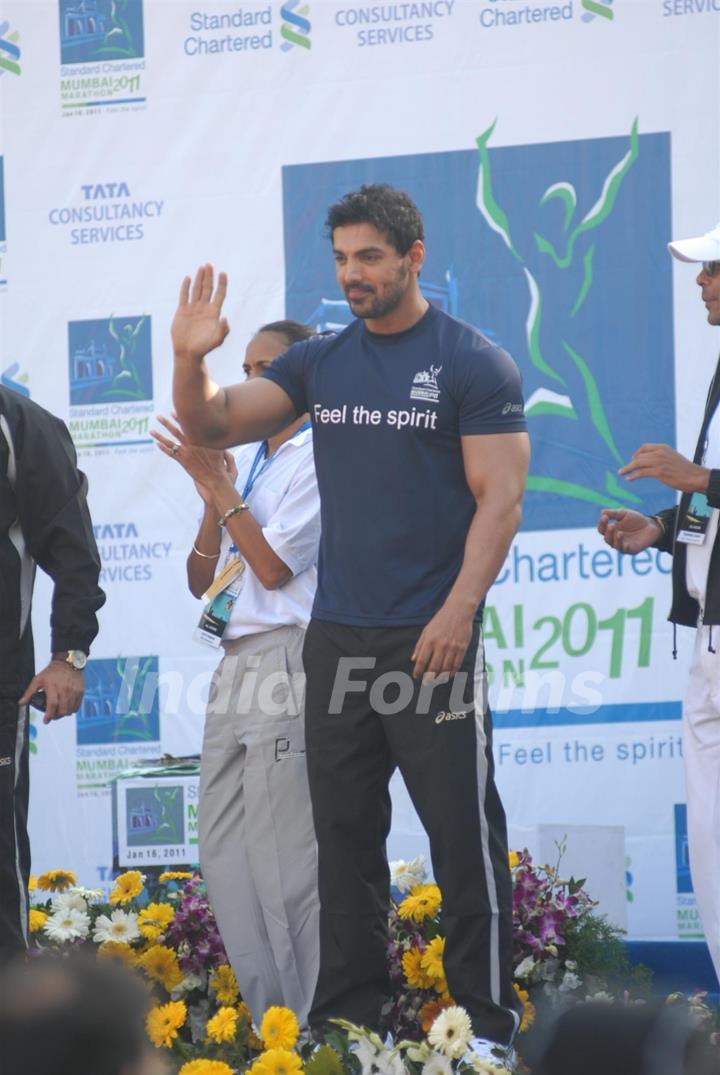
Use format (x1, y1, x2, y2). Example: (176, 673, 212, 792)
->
(29, 869, 262, 1068)
(384, 846, 655, 1042)
(28, 851, 693, 1073)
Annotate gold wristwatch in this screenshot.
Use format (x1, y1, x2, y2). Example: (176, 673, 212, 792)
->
(53, 650, 88, 670)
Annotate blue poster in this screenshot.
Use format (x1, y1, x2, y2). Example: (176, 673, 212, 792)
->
(282, 124, 674, 531)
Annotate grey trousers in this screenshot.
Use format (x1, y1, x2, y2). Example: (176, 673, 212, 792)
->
(199, 625, 319, 1026)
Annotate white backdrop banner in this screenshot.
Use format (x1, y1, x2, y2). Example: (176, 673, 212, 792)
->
(1, 0, 718, 940)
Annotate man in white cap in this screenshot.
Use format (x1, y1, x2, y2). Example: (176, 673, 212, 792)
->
(597, 220, 720, 983)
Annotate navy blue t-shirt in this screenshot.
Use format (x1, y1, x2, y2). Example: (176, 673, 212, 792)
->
(263, 304, 526, 627)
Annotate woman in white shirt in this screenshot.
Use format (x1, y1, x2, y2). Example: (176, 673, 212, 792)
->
(154, 321, 320, 1028)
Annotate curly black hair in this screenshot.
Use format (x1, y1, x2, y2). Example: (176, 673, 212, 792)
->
(325, 184, 424, 256)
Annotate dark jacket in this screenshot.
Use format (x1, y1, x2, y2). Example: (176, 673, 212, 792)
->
(653, 356, 720, 627)
(0, 387, 105, 698)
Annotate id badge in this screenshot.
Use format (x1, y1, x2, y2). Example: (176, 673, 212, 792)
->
(194, 556, 245, 648)
(677, 492, 713, 545)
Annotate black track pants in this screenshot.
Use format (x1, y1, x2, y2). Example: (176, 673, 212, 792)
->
(303, 619, 521, 1044)
(0, 700, 30, 963)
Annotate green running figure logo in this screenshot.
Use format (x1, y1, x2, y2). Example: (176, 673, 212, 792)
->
(477, 117, 642, 510)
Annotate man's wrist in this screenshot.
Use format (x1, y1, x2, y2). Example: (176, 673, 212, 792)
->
(649, 515, 666, 540)
(694, 465, 712, 494)
(173, 347, 206, 365)
(52, 650, 88, 670)
(441, 592, 478, 621)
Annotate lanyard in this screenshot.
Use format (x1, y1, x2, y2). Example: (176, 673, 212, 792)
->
(240, 420, 311, 500)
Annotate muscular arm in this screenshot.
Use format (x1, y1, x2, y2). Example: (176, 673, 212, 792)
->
(412, 430, 530, 679)
(171, 265, 298, 446)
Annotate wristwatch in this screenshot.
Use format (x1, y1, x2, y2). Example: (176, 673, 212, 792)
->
(53, 650, 88, 670)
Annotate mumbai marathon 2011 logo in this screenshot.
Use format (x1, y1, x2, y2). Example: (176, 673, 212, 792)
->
(59, 0, 145, 114)
(75, 656, 161, 793)
(67, 314, 154, 454)
(0, 18, 21, 75)
(477, 0, 615, 29)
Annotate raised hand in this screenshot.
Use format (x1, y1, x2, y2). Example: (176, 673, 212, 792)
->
(171, 264, 230, 361)
(598, 508, 663, 554)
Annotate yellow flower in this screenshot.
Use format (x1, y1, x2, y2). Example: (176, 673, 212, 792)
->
(420, 997, 455, 1033)
(36, 870, 77, 892)
(138, 945, 184, 992)
(28, 876, 38, 892)
(260, 1006, 300, 1050)
(398, 883, 442, 923)
(138, 902, 175, 941)
(97, 941, 138, 968)
(402, 946, 435, 989)
(207, 1006, 238, 1044)
(514, 983, 536, 1033)
(421, 936, 445, 981)
(29, 909, 48, 933)
(509, 850, 520, 869)
(146, 1000, 187, 1048)
(433, 976, 451, 999)
(249, 1047, 303, 1075)
(209, 963, 240, 1005)
(110, 870, 145, 906)
(179, 1062, 235, 1075)
(159, 871, 193, 882)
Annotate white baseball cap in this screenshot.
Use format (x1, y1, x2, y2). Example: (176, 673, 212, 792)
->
(668, 221, 720, 263)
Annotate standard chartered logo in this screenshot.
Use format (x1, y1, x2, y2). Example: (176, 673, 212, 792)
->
(581, 0, 615, 20)
(0, 20, 20, 75)
(280, 0, 311, 49)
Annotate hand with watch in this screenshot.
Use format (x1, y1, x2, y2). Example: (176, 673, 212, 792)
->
(19, 649, 88, 724)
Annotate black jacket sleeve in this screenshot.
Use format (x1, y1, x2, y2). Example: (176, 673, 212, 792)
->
(14, 402, 105, 653)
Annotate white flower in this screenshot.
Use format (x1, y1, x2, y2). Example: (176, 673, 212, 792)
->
(537, 957, 560, 981)
(345, 1025, 385, 1050)
(352, 1035, 383, 1074)
(514, 955, 536, 979)
(174, 973, 204, 995)
(421, 1051, 454, 1075)
(43, 907, 91, 942)
(92, 909, 140, 944)
(74, 886, 104, 902)
(389, 855, 427, 893)
(558, 970, 582, 993)
(52, 890, 88, 914)
(375, 1050, 405, 1075)
(585, 991, 614, 1004)
(565, 960, 577, 971)
(427, 1005, 473, 1060)
(406, 1043, 431, 1065)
